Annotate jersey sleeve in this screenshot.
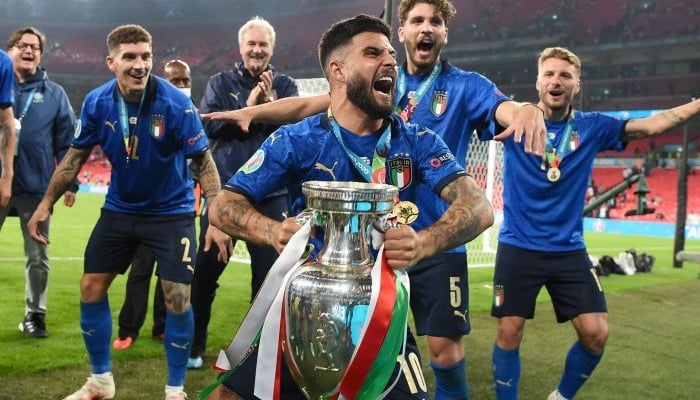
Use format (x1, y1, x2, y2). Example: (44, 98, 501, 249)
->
(224, 125, 294, 203)
(72, 93, 101, 149)
(0, 51, 13, 108)
(413, 124, 467, 195)
(463, 72, 510, 139)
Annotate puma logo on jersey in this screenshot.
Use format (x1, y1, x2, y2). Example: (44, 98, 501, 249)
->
(104, 120, 117, 132)
(229, 92, 240, 101)
(453, 309, 468, 323)
(269, 132, 279, 145)
(315, 161, 338, 180)
(186, 265, 194, 273)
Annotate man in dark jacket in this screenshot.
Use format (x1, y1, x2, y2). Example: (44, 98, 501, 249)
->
(1, 26, 77, 339)
(188, 16, 298, 369)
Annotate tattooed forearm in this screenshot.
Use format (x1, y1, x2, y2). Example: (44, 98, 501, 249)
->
(44, 147, 89, 205)
(194, 150, 221, 203)
(425, 176, 494, 255)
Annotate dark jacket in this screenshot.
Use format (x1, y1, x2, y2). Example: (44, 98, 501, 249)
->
(199, 63, 298, 189)
(11, 67, 77, 197)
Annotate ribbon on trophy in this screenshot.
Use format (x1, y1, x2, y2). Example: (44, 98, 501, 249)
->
(200, 210, 410, 400)
(198, 220, 312, 399)
(253, 212, 410, 399)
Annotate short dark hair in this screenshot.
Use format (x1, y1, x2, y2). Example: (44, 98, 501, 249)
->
(106, 24, 152, 54)
(318, 14, 391, 75)
(6, 26, 46, 54)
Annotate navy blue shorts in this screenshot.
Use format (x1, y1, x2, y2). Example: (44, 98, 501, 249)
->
(222, 328, 429, 399)
(491, 243, 607, 323)
(408, 253, 470, 337)
(84, 210, 197, 284)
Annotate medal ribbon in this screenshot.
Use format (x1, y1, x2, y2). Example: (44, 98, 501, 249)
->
(117, 88, 147, 163)
(327, 108, 391, 183)
(542, 110, 576, 171)
(395, 63, 442, 122)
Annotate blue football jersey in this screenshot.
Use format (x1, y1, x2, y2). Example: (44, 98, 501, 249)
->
(396, 61, 510, 252)
(0, 50, 13, 107)
(225, 113, 465, 217)
(73, 76, 208, 214)
(493, 110, 626, 251)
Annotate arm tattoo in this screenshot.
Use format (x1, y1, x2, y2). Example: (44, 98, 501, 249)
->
(215, 194, 276, 247)
(44, 148, 89, 204)
(426, 177, 494, 253)
(194, 150, 221, 203)
(0, 122, 8, 149)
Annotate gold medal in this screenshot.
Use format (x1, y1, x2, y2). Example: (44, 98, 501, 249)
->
(547, 167, 561, 182)
(392, 200, 419, 225)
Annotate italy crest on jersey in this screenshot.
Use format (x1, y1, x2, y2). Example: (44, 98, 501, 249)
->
(430, 90, 448, 116)
(388, 156, 412, 189)
(150, 115, 165, 139)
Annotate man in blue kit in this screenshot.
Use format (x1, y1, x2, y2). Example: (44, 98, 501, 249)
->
(202, 1, 545, 398)
(488, 47, 700, 400)
(27, 24, 230, 400)
(202, 14, 495, 400)
(0, 48, 14, 208)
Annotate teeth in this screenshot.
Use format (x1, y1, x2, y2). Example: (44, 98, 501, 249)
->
(378, 76, 393, 82)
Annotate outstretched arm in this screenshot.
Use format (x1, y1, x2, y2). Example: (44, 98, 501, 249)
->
(201, 93, 330, 133)
(27, 147, 91, 243)
(0, 106, 15, 208)
(493, 100, 546, 156)
(383, 175, 494, 269)
(624, 98, 700, 141)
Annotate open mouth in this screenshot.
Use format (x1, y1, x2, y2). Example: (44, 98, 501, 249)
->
(373, 76, 394, 95)
(417, 39, 434, 52)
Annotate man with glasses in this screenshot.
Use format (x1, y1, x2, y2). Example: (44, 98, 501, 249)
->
(1, 26, 76, 339)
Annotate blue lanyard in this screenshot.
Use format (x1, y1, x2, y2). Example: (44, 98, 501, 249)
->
(117, 89, 146, 163)
(327, 108, 391, 183)
(395, 63, 441, 122)
(17, 88, 37, 121)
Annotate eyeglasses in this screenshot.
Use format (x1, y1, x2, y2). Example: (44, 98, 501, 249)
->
(14, 42, 41, 52)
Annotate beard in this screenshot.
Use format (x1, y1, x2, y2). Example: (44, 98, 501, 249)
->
(346, 74, 393, 120)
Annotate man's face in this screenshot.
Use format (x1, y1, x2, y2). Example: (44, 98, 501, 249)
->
(164, 64, 191, 88)
(536, 57, 581, 112)
(107, 42, 152, 101)
(8, 33, 42, 78)
(239, 26, 273, 76)
(343, 32, 397, 119)
(398, 2, 448, 74)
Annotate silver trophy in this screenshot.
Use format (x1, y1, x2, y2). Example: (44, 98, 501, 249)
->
(284, 181, 398, 400)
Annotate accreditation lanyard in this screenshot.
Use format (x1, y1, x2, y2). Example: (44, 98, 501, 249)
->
(541, 110, 577, 172)
(16, 88, 37, 125)
(14, 88, 37, 153)
(117, 89, 146, 163)
(327, 108, 391, 183)
(395, 63, 441, 122)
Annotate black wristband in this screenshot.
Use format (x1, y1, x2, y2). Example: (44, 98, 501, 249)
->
(524, 103, 545, 115)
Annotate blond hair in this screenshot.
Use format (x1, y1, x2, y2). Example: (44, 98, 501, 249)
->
(538, 47, 582, 76)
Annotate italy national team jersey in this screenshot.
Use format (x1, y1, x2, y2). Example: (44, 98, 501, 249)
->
(395, 60, 510, 252)
(73, 75, 208, 214)
(224, 113, 466, 218)
(492, 110, 626, 251)
(0, 50, 13, 107)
